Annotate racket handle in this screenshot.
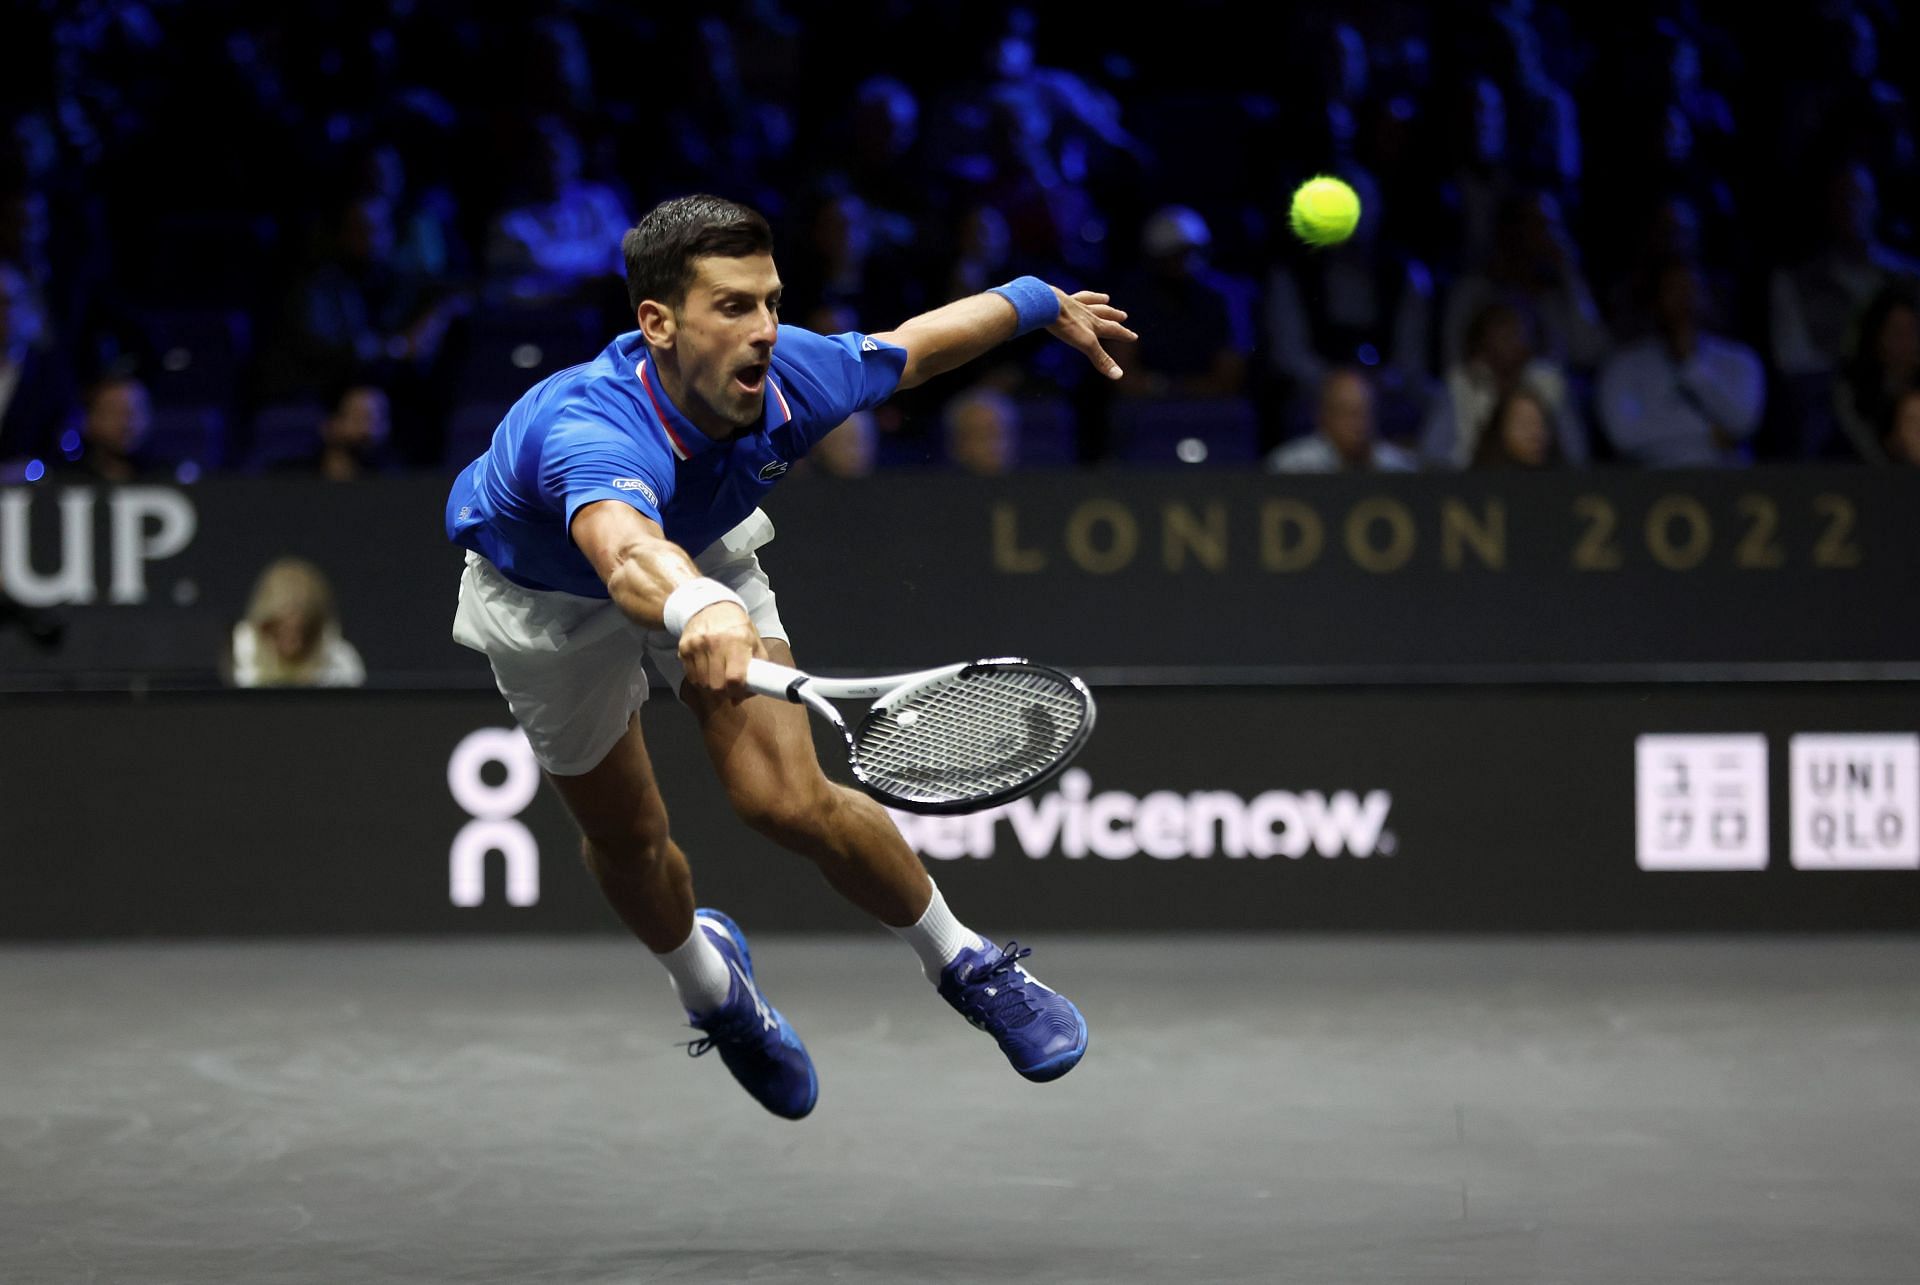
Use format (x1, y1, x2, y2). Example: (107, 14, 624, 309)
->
(745, 658, 810, 702)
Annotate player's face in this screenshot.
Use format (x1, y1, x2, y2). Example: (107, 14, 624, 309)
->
(676, 254, 783, 431)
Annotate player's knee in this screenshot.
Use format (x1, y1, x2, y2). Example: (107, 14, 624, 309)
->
(579, 809, 673, 873)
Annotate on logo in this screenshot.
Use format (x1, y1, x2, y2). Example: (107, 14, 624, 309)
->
(448, 727, 541, 906)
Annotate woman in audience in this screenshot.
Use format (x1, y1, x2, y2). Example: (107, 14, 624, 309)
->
(226, 557, 366, 688)
(1470, 386, 1562, 469)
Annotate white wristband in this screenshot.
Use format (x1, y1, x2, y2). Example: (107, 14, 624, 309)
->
(662, 577, 746, 637)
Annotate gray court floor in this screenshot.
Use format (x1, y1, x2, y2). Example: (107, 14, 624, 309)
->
(4, 937, 1919, 1284)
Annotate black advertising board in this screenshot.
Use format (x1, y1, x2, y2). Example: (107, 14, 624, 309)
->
(1, 469, 1916, 685)
(4, 684, 1918, 937)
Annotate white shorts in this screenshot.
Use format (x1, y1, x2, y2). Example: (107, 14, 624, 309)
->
(452, 509, 788, 776)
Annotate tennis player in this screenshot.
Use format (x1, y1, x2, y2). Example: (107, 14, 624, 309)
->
(446, 195, 1134, 1118)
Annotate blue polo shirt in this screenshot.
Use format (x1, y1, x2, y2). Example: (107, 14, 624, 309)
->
(446, 325, 907, 597)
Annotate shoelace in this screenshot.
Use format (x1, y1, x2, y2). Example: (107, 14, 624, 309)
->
(953, 941, 1043, 1030)
(681, 1005, 763, 1059)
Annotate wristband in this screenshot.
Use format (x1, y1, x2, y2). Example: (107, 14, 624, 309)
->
(662, 578, 746, 637)
(989, 275, 1061, 337)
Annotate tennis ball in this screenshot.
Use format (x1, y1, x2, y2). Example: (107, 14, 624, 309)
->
(1289, 176, 1361, 247)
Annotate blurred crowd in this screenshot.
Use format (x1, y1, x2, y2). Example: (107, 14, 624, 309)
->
(3, 0, 1920, 482)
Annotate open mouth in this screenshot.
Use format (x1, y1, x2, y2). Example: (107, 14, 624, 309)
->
(734, 362, 768, 395)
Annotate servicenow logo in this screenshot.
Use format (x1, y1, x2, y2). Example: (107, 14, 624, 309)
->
(888, 769, 1395, 861)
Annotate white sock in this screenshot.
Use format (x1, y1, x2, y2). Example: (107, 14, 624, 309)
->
(890, 883, 988, 982)
(655, 916, 733, 1016)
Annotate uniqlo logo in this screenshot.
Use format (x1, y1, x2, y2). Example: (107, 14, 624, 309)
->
(1635, 735, 1769, 871)
(1790, 734, 1920, 870)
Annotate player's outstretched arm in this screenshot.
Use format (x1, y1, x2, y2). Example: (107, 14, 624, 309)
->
(572, 500, 757, 699)
(872, 280, 1137, 390)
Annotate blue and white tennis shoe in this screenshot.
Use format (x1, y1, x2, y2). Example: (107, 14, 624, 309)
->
(937, 940, 1088, 1082)
(682, 909, 818, 1120)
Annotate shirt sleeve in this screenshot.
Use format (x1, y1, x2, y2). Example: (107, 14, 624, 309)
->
(770, 325, 909, 449)
(1597, 351, 1654, 457)
(538, 411, 676, 534)
(1682, 343, 1765, 439)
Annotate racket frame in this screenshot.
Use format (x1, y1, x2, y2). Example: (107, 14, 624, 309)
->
(743, 656, 1095, 813)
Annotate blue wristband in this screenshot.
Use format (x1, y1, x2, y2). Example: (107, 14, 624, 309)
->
(989, 276, 1060, 337)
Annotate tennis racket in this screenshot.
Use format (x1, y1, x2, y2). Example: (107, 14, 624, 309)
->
(745, 657, 1096, 814)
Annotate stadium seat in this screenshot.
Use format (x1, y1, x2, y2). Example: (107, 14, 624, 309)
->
(141, 405, 228, 473)
(245, 402, 327, 472)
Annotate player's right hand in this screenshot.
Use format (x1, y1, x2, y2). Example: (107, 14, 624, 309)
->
(679, 601, 759, 702)
(1046, 288, 1137, 381)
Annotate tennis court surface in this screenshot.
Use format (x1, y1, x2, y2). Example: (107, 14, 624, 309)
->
(7, 936, 1918, 1283)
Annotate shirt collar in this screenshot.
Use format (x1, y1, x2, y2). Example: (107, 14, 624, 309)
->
(629, 338, 795, 462)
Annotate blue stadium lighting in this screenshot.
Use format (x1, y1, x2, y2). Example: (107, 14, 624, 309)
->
(59, 430, 81, 456)
(24, 459, 45, 482)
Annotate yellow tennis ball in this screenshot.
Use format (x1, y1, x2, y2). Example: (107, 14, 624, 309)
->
(1290, 176, 1361, 247)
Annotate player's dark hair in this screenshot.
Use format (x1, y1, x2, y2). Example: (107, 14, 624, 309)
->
(623, 195, 774, 312)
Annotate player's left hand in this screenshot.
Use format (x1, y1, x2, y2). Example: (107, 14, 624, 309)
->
(1046, 289, 1136, 381)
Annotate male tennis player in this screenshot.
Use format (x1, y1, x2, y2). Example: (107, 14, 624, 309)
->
(447, 195, 1134, 1118)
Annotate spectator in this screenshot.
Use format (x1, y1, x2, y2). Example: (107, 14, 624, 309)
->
(1110, 206, 1253, 400)
(1437, 76, 1515, 271)
(261, 195, 466, 465)
(1833, 287, 1919, 464)
(1470, 386, 1562, 469)
(1264, 167, 1436, 414)
(944, 387, 1019, 476)
(808, 410, 877, 479)
(942, 203, 1014, 304)
(1598, 259, 1764, 467)
(0, 260, 71, 479)
(348, 140, 465, 283)
(1267, 367, 1418, 473)
(1884, 387, 1920, 465)
(267, 196, 459, 393)
(1420, 300, 1585, 468)
(278, 383, 393, 481)
(226, 556, 366, 688)
(845, 76, 943, 228)
(787, 190, 918, 323)
(65, 374, 151, 482)
(1605, 195, 1709, 341)
(484, 118, 630, 305)
(1441, 189, 1610, 371)
(1770, 161, 1920, 380)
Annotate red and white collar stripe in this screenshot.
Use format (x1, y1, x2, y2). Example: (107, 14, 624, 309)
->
(636, 360, 693, 460)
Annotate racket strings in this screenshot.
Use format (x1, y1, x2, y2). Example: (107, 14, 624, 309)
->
(852, 670, 1088, 802)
